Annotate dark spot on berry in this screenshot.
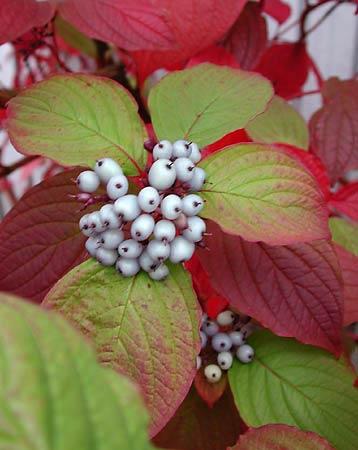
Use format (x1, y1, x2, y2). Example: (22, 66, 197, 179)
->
(136, 231, 141, 237)
(212, 373, 216, 378)
(123, 247, 128, 252)
(149, 199, 154, 205)
(91, 224, 96, 228)
(104, 221, 109, 227)
(220, 343, 225, 348)
(188, 166, 194, 172)
(115, 183, 122, 189)
(150, 264, 157, 270)
(158, 143, 163, 148)
(193, 201, 201, 207)
(83, 225, 88, 230)
(166, 162, 174, 169)
(185, 143, 190, 149)
(98, 160, 103, 166)
(101, 239, 105, 244)
(175, 207, 181, 213)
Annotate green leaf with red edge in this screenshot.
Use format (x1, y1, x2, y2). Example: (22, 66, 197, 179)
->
(229, 424, 335, 450)
(148, 64, 273, 147)
(246, 96, 309, 149)
(198, 143, 329, 245)
(228, 331, 358, 450)
(309, 78, 358, 184)
(0, 169, 93, 303)
(334, 244, 358, 326)
(329, 217, 358, 256)
(0, 293, 154, 450)
(197, 221, 343, 355)
(153, 387, 241, 450)
(5, 74, 146, 175)
(43, 259, 200, 437)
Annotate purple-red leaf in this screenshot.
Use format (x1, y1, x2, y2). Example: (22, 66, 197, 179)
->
(0, 169, 89, 303)
(263, 0, 291, 24)
(152, 387, 241, 449)
(329, 182, 358, 221)
(197, 221, 343, 355)
(223, 2, 267, 70)
(309, 78, 358, 184)
(194, 366, 227, 407)
(229, 424, 335, 450)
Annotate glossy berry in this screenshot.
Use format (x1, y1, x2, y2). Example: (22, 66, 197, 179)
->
(182, 216, 206, 243)
(98, 229, 124, 250)
(187, 167, 206, 192)
(169, 236, 195, 263)
(204, 364, 222, 383)
(161, 194, 182, 220)
(139, 251, 158, 272)
(95, 158, 123, 183)
(113, 195, 141, 222)
(189, 142, 201, 164)
(153, 140, 173, 160)
(96, 247, 117, 266)
(229, 331, 245, 347)
(79, 214, 94, 237)
(212, 333, 232, 352)
(173, 157, 195, 182)
(149, 264, 169, 281)
(236, 344, 255, 363)
(217, 310, 235, 327)
(147, 240, 170, 262)
(106, 174, 129, 200)
(118, 239, 143, 258)
(201, 319, 219, 337)
(148, 159, 176, 191)
(138, 186, 160, 213)
(217, 351, 233, 370)
(88, 212, 106, 233)
(76, 170, 100, 193)
(131, 214, 155, 241)
(200, 331, 207, 349)
(85, 237, 99, 257)
(172, 140, 192, 158)
(116, 257, 140, 277)
(99, 204, 122, 229)
(153, 220, 176, 243)
(182, 194, 204, 216)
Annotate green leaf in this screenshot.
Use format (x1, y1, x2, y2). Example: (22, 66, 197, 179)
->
(6, 74, 146, 175)
(0, 292, 153, 450)
(228, 330, 358, 450)
(44, 259, 201, 437)
(246, 96, 309, 149)
(329, 217, 358, 256)
(199, 143, 329, 245)
(148, 63, 273, 147)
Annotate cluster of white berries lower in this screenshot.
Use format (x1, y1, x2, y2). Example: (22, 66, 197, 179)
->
(76, 140, 206, 280)
(197, 310, 255, 383)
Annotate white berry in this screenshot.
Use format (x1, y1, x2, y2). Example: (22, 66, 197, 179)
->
(138, 186, 160, 213)
(76, 170, 100, 193)
(139, 251, 159, 272)
(118, 239, 143, 258)
(85, 237, 99, 257)
(173, 140, 192, 158)
(229, 331, 245, 347)
(182, 194, 204, 216)
(236, 344, 255, 363)
(148, 159, 176, 191)
(217, 352, 233, 370)
(131, 214, 155, 241)
(79, 214, 94, 237)
(98, 229, 124, 250)
(106, 174, 129, 200)
(204, 364, 222, 383)
(201, 319, 219, 337)
(200, 331, 207, 349)
(114, 195, 141, 222)
(182, 216, 206, 243)
(153, 220, 176, 243)
(99, 204, 122, 229)
(149, 264, 169, 281)
(96, 248, 117, 266)
(212, 333, 232, 352)
(189, 143, 201, 164)
(116, 257, 140, 277)
(187, 167, 206, 192)
(147, 240, 170, 262)
(88, 212, 106, 233)
(173, 157, 195, 182)
(169, 236, 195, 263)
(153, 140, 173, 160)
(217, 310, 235, 327)
(95, 158, 123, 184)
(161, 194, 182, 220)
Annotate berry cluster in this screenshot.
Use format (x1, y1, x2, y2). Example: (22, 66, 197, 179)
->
(197, 310, 255, 383)
(77, 140, 206, 280)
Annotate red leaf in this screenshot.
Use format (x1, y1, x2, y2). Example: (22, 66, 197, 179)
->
(229, 424, 335, 450)
(152, 386, 242, 449)
(0, 0, 55, 44)
(222, 2, 268, 70)
(59, 0, 175, 51)
(329, 182, 358, 221)
(194, 369, 227, 407)
(263, 0, 291, 24)
(309, 78, 358, 183)
(255, 43, 310, 99)
(0, 169, 90, 303)
(186, 46, 240, 69)
(197, 221, 343, 356)
(334, 244, 358, 326)
(131, 0, 248, 83)
(202, 129, 252, 158)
